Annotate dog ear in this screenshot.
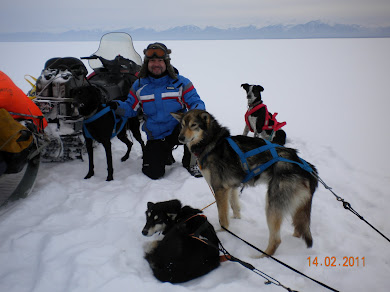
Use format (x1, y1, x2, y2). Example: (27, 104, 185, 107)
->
(171, 199, 182, 211)
(253, 85, 264, 92)
(165, 200, 181, 220)
(241, 83, 250, 92)
(200, 111, 211, 126)
(197, 111, 212, 130)
(147, 202, 155, 210)
(171, 112, 184, 122)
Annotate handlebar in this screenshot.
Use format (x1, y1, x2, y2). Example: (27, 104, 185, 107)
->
(80, 54, 139, 73)
(80, 55, 99, 60)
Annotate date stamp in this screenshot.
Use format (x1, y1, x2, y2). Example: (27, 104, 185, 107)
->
(307, 256, 365, 267)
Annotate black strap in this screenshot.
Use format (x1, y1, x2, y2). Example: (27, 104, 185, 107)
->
(218, 241, 299, 292)
(313, 173, 390, 243)
(222, 226, 340, 292)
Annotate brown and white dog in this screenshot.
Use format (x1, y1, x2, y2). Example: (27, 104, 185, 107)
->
(171, 109, 318, 256)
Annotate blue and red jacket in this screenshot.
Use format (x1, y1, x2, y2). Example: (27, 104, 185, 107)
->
(116, 74, 205, 140)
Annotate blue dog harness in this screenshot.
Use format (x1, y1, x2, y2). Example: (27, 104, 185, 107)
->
(83, 105, 127, 139)
(225, 137, 314, 183)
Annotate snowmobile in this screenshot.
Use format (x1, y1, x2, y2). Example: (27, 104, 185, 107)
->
(30, 32, 142, 162)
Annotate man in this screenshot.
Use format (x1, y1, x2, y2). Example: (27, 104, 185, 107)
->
(112, 43, 205, 179)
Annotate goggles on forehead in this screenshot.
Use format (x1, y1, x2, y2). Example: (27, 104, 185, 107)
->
(144, 47, 167, 58)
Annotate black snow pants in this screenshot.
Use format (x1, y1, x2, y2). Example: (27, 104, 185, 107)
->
(142, 124, 191, 180)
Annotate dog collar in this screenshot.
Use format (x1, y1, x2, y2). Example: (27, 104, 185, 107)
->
(248, 100, 263, 109)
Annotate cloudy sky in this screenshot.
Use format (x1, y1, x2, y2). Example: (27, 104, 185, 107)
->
(1, 0, 390, 33)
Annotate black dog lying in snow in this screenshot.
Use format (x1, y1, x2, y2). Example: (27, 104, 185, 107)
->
(142, 199, 221, 283)
(71, 85, 145, 181)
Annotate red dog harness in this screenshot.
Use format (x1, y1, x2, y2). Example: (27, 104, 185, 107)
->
(245, 103, 286, 133)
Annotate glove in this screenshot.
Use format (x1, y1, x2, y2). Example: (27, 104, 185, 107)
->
(108, 101, 118, 110)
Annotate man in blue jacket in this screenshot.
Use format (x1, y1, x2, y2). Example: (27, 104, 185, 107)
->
(112, 42, 206, 179)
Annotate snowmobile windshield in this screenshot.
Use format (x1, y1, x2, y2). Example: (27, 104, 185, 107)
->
(88, 32, 142, 69)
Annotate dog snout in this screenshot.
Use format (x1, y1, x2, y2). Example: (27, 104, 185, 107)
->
(142, 223, 152, 236)
(178, 134, 185, 143)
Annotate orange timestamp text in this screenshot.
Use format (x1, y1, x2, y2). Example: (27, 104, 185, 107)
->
(307, 256, 365, 267)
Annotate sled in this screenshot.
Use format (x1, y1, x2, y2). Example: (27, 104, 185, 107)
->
(0, 109, 43, 206)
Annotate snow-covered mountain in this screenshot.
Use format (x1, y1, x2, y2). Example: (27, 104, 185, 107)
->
(1, 21, 390, 41)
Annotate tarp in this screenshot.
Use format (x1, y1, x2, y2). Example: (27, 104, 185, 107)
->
(0, 71, 47, 130)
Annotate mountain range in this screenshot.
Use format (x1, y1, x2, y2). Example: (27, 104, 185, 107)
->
(1, 21, 390, 42)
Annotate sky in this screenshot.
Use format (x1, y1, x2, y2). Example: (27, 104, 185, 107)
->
(1, 0, 390, 34)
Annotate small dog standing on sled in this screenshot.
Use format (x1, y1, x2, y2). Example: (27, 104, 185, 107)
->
(241, 83, 287, 146)
(171, 109, 318, 257)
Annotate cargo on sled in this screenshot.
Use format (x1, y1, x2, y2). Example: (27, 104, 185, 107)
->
(0, 71, 46, 206)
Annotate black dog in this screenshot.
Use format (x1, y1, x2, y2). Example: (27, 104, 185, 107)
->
(71, 85, 144, 181)
(241, 83, 287, 145)
(142, 199, 221, 283)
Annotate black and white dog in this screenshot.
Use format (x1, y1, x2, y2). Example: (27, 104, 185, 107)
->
(71, 85, 144, 181)
(241, 83, 287, 146)
(142, 199, 220, 283)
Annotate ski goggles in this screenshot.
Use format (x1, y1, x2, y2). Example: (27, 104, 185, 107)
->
(144, 47, 167, 59)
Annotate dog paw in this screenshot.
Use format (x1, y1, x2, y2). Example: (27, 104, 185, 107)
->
(216, 228, 226, 233)
(121, 154, 129, 162)
(217, 223, 230, 232)
(259, 253, 269, 259)
(106, 176, 114, 181)
(292, 230, 301, 238)
(84, 171, 94, 179)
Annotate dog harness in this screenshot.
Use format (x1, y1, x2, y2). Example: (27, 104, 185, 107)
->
(82, 105, 127, 139)
(226, 137, 313, 183)
(184, 214, 211, 244)
(245, 104, 286, 133)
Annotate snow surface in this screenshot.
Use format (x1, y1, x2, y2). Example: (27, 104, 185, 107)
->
(0, 38, 389, 292)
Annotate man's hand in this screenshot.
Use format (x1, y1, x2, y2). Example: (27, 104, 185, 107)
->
(108, 101, 118, 110)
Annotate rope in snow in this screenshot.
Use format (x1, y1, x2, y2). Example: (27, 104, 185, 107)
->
(200, 176, 338, 291)
(218, 242, 299, 292)
(222, 226, 340, 292)
(312, 173, 390, 244)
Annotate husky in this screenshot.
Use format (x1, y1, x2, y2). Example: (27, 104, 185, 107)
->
(241, 83, 287, 145)
(171, 109, 318, 257)
(142, 199, 220, 283)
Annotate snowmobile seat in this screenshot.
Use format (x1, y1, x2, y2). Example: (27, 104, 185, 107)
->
(44, 57, 88, 77)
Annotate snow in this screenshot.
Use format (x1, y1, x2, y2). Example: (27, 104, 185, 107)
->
(1, 38, 390, 292)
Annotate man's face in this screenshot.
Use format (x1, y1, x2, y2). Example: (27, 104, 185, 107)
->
(148, 58, 166, 76)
